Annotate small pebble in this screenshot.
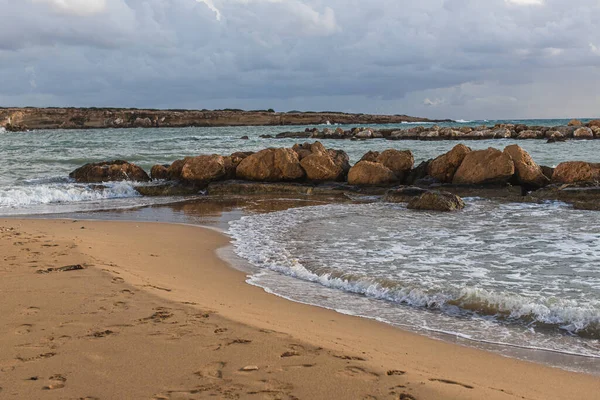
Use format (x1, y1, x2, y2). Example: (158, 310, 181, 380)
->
(241, 365, 259, 371)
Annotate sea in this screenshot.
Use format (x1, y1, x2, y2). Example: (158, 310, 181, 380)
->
(1, 118, 600, 374)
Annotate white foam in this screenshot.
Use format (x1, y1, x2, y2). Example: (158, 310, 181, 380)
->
(0, 181, 140, 208)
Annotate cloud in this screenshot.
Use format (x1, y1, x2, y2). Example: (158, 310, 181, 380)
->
(0, 0, 600, 119)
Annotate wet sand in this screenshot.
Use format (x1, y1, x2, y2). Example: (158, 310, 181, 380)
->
(1, 218, 599, 399)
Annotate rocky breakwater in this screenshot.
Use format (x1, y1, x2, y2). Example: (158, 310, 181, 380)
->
(0, 107, 445, 131)
(275, 120, 600, 142)
(68, 142, 600, 210)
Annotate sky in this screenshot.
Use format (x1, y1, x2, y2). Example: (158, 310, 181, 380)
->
(1, 0, 600, 119)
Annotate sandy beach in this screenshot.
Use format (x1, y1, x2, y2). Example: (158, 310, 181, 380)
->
(1, 218, 598, 400)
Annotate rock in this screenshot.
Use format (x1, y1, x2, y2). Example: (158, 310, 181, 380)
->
(568, 119, 583, 127)
(587, 120, 600, 128)
(241, 366, 259, 372)
(150, 164, 169, 180)
(517, 130, 542, 139)
(427, 144, 471, 183)
(503, 145, 549, 188)
(405, 160, 432, 185)
(208, 181, 314, 196)
(259, 134, 273, 138)
(354, 128, 374, 139)
(360, 151, 380, 163)
(383, 186, 428, 203)
(573, 127, 594, 139)
(492, 128, 512, 139)
(134, 117, 152, 127)
(552, 162, 600, 184)
(376, 150, 414, 180)
(224, 152, 252, 179)
(134, 184, 201, 196)
(540, 166, 554, 181)
(240, 135, 249, 140)
(453, 148, 515, 185)
(407, 191, 465, 212)
(301, 150, 345, 182)
(347, 161, 397, 185)
(167, 159, 187, 180)
(327, 149, 351, 175)
(236, 148, 305, 182)
(69, 160, 150, 183)
(180, 155, 227, 184)
(591, 126, 600, 137)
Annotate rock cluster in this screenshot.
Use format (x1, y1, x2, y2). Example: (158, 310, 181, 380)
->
(275, 121, 600, 142)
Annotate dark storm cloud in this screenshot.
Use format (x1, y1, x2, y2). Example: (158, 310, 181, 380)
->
(1, 0, 599, 118)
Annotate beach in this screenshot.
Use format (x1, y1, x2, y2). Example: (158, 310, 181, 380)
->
(1, 218, 598, 399)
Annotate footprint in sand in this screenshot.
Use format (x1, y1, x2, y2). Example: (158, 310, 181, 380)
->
(15, 324, 33, 335)
(42, 374, 66, 390)
(23, 306, 40, 316)
(195, 361, 226, 379)
(338, 366, 380, 381)
(429, 378, 474, 389)
(16, 352, 56, 363)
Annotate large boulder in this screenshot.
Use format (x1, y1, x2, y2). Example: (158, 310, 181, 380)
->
(407, 191, 465, 212)
(70, 160, 150, 183)
(347, 161, 397, 185)
(552, 162, 600, 184)
(587, 120, 600, 128)
(573, 127, 594, 139)
(180, 155, 227, 184)
(503, 145, 549, 188)
(224, 152, 253, 179)
(453, 148, 515, 185)
(376, 150, 414, 180)
(236, 148, 305, 181)
(300, 144, 348, 182)
(427, 144, 471, 183)
(150, 164, 169, 180)
(360, 151, 380, 163)
(167, 158, 187, 180)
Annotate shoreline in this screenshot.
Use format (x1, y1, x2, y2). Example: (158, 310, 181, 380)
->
(1, 218, 599, 399)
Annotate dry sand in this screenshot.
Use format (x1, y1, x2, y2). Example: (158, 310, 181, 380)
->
(0, 218, 598, 399)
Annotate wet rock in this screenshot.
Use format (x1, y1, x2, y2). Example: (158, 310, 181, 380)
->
(405, 160, 432, 185)
(167, 159, 187, 180)
(207, 181, 314, 195)
(552, 162, 600, 184)
(383, 186, 428, 203)
(236, 148, 305, 181)
(134, 184, 202, 196)
(407, 191, 465, 212)
(540, 165, 555, 181)
(517, 130, 542, 139)
(427, 144, 471, 183)
(240, 135, 249, 140)
(347, 161, 397, 185)
(180, 155, 227, 184)
(70, 160, 150, 183)
(150, 164, 169, 180)
(225, 152, 253, 179)
(276, 131, 311, 139)
(503, 144, 549, 188)
(453, 148, 515, 185)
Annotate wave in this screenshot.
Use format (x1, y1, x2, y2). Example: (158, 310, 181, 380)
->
(0, 181, 141, 208)
(0, 127, 6, 133)
(454, 119, 473, 123)
(228, 204, 600, 340)
(400, 121, 435, 125)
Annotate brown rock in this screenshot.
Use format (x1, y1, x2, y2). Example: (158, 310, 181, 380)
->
(552, 162, 600, 183)
(360, 151, 380, 163)
(347, 161, 397, 185)
(427, 144, 471, 183)
(517, 130, 542, 139)
(150, 164, 169, 180)
(236, 148, 305, 181)
(503, 145, 549, 188)
(573, 127, 594, 139)
(453, 148, 515, 185)
(407, 191, 465, 212)
(180, 155, 227, 184)
(167, 159, 187, 180)
(568, 119, 583, 127)
(224, 152, 252, 179)
(69, 160, 150, 183)
(376, 150, 414, 180)
(300, 152, 344, 182)
(587, 120, 600, 128)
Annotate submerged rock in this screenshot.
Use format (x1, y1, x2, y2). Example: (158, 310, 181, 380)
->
(407, 191, 465, 212)
(134, 184, 202, 196)
(70, 160, 150, 183)
(383, 186, 428, 203)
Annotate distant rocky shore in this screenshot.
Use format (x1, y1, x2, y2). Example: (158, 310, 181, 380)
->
(68, 141, 600, 211)
(0, 107, 448, 131)
(272, 119, 600, 141)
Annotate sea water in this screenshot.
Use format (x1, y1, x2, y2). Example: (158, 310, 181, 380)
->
(1, 120, 600, 372)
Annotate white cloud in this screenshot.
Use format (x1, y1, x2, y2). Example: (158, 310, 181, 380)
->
(505, 0, 544, 5)
(31, 0, 107, 16)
